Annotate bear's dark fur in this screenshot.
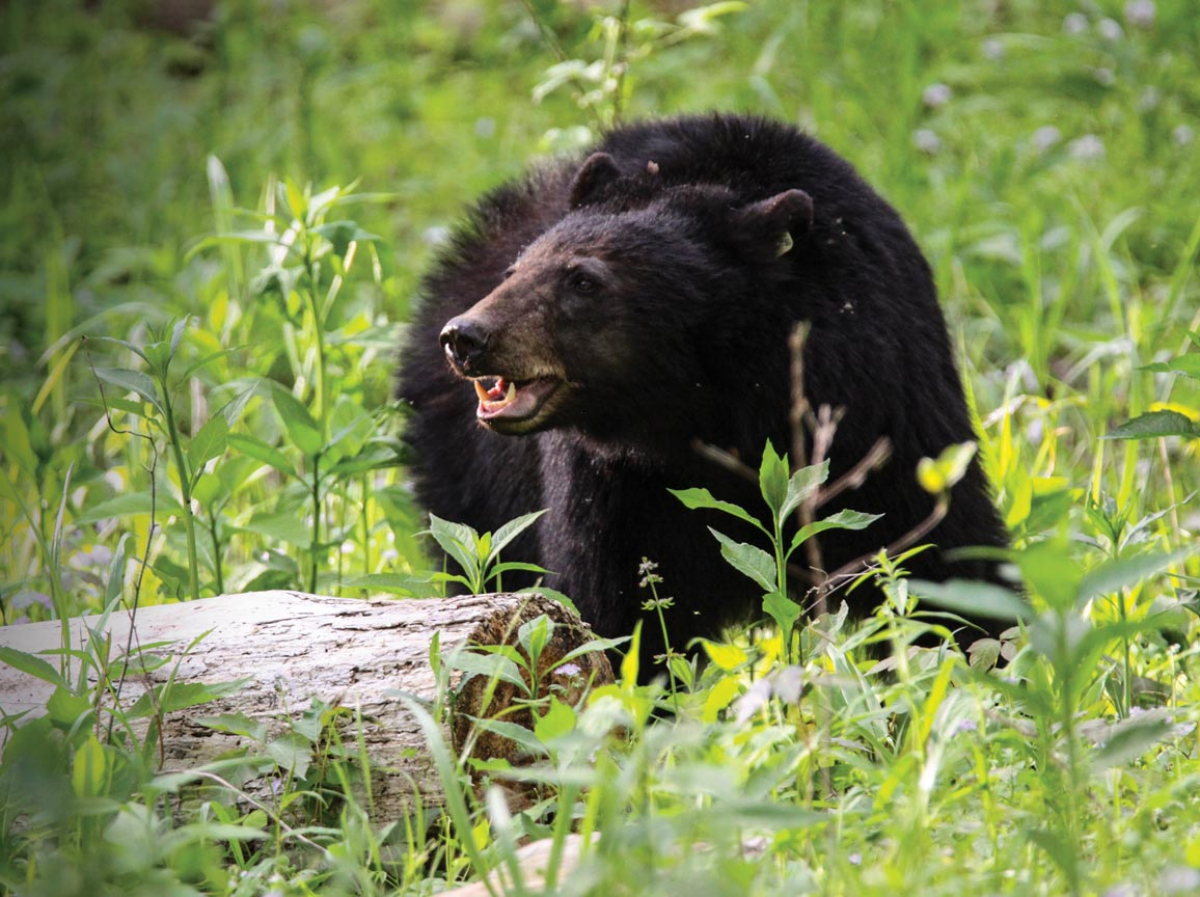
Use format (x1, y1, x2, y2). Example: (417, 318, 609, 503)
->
(398, 113, 1009, 661)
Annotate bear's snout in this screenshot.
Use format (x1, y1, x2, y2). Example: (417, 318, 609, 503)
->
(440, 317, 491, 374)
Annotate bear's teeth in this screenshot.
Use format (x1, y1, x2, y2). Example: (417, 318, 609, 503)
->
(475, 378, 518, 411)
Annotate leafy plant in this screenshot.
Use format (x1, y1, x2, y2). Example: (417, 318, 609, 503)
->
(671, 440, 880, 663)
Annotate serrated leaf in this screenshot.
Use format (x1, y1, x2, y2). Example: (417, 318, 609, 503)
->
(226, 433, 296, 478)
(127, 679, 248, 719)
(0, 647, 65, 687)
(1103, 410, 1200, 440)
(272, 386, 324, 456)
(93, 367, 163, 414)
(669, 487, 768, 534)
(708, 527, 777, 592)
(188, 415, 229, 474)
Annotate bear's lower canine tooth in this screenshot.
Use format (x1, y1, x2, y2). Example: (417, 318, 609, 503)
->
(504, 381, 517, 404)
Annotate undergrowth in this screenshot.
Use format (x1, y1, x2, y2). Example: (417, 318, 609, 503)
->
(1, 0, 1199, 895)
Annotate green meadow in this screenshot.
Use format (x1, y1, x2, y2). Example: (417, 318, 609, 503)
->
(1, 1, 1198, 894)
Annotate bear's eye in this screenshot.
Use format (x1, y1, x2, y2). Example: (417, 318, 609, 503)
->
(502, 266, 517, 281)
(567, 271, 599, 295)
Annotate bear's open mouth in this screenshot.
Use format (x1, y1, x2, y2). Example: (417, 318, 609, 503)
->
(473, 376, 561, 424)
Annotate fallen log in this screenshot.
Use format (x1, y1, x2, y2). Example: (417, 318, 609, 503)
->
(0, 591, 613, 822)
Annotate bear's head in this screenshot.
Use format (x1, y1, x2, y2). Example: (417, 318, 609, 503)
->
(439, 152, 814, 447)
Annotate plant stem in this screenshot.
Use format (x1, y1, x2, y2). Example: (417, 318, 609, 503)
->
(309, 451, 322, 594)
(161, 385, 201, 602)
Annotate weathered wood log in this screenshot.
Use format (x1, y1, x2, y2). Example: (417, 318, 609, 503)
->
(0, 591, 613, 822)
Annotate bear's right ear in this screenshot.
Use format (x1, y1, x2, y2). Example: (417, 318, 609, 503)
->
(732, 189, 815, 260)
(568, 152, 621, 209)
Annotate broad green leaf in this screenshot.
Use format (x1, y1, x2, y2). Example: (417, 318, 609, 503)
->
(910, 579, 1029, 621)
(758, 440, 790, 518)
(1092, 711, 1175, 769)
(708, 527, 777, 592)
(778, 460, 830, 524)
(47, 686, 93, 727)
(272, 386, 324, 456)
(1140, 355, 1200, 380)
(72, 734, 109, 798)
(188, 415, 229, 474)
(702, 675, 741, 723)
(75, 490, 184, 525)
(238, 510, 313, 547)
(488, 509, 547, 564)
(669, 487, 768, 534)
(446, 649, 526, 689)
(127, 679, 248, 719)
(90, 335, 150, 365)
(267, 732, 312, 779)
(533, 695, 576, 742)
(1076, 547, 1196, 605)
(427, 514, 482, 584)
(227, 433, 296, 479)
(788, 509, 883, 556)
(1102, 410, 1200, 440)
(763, 590, 803, 635)
(701, 640, 748, 671)
(0, 647, 65, 687)
(93, 367, 163, 414)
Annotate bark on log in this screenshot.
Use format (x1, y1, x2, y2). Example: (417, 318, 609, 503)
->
(0, 591, 613, 822)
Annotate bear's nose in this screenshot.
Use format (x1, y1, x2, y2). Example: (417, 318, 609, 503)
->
(439, 318, 491, 372)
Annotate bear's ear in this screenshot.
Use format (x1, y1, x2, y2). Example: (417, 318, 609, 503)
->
(568, 152, 621, 209)
(732, 189, 815, 259)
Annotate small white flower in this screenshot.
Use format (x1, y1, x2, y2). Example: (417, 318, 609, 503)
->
(1172, 124, 1194, 146)
(922, 83, 952, 109)
(1032, 125, 1062, 152)
(1092, 66, 1115, 86)
(1124, 0, 1155, 29)
(422, 225, 451, 247)
(1137, 86, 1161, 111)
(981, 37, 1005, 59)
(1068, 134, 1105, 162)
(1097, 17, 1124, 41)
(1063, 12, 1088, 35)
(474, 117, 496, 138)
(913, 129, 942, 155)
(556, 662, 582, 677)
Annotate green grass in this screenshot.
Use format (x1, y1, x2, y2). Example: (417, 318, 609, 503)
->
(1, 0, 1199, 894)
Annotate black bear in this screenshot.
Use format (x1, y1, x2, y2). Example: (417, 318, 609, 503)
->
(398, 113, 1009, 663)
